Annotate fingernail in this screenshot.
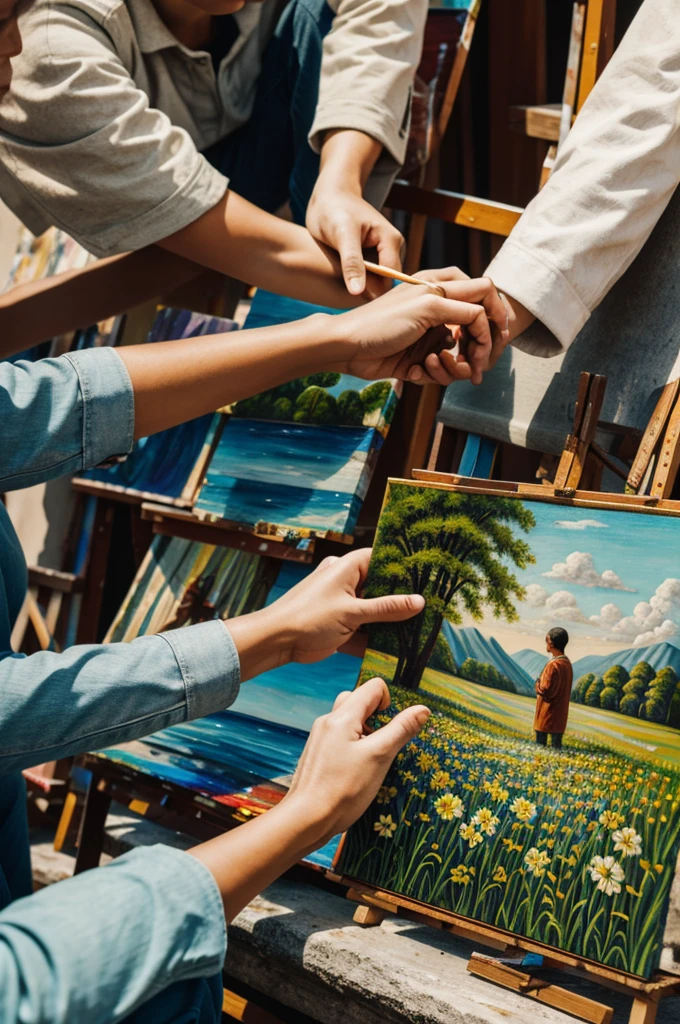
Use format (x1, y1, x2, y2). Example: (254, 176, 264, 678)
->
(415, 707, 430, 727)
(409, 366, 423, 382)
(347, 278, 363, 296)
(410, 594, 425, 610)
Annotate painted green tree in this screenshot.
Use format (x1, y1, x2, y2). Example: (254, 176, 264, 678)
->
(366, 485, 536, 691)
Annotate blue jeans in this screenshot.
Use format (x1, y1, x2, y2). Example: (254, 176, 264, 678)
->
(206, 0, 334, 223)
(0, 773, 32, 910)
(120, 974, 223, 1024)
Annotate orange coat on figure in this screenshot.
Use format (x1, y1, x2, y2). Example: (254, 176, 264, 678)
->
(533, 655, 573, 735)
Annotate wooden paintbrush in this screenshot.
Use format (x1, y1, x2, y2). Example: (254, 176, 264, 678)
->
(363, 260, 446, 297)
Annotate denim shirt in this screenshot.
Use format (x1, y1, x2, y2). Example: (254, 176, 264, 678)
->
(0, 348, 233, 1021)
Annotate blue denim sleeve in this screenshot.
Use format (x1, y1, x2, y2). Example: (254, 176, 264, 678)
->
(0, 620, 241, 773)
(0, 347, 134, 491)
(0, 844, 227, 1024)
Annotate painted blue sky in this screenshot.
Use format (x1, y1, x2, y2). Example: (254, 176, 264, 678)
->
(466, 499, 680, 659)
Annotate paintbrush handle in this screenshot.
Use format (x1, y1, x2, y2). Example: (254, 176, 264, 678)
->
(363, 261, 445, 297)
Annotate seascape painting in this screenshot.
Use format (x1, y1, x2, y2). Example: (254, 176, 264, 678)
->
(195, 289, 400, 541)
(337, 481, 680, 977)
(83, 308, 238, 504)
(102, 537, 361, 867)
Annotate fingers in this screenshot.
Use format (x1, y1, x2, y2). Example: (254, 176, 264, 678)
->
(376, 226, 404, 274)
(355, 593, 425, 625)
(337, 676, 392, 723)
(332, 689, 354, 712)
(312, 554, 340, 575)
(368, 703, 430, 759)
(336, 226, 367, 297)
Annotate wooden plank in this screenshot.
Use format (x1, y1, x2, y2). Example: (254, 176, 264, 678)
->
(468, 959, 614, 1024)
(222, 986, 284, 1023)
(388, 182, 523, 237)
(576, 0, 617, 113)
(628, 997, 660, 1024)
(627, 381, 680, 492)
(559, 3, 586, 148)
(141, 503, 315, 563)
(53, 790, 78, 852)
(649, 394, 680, 499)
(27, 565, 79, 594)
(353, 904, 388, 926)
(509, 103, 561, 141)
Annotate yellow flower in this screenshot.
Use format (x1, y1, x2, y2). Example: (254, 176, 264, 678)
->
(419, 812, 431, 822)
(510, 797, 537, 822)
(434, 793, 464, 821)
(430, 770, 452, 791)
(599, 809, 624, 830)
(373, 814, 397, 839)
(450, 866, 471, 885)
(472, 807, 500, 836)
(640, 859, 651, 871)
(525, 847, 551, 878)
(376, 785, 398, 805)
(493, 866, 508, 883)
(417, 751, 439, 772)
(431, 843, 439, 851)
(460, 822, 484, 848)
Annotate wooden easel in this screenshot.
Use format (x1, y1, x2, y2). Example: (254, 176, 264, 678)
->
(335, 881, 680, 1024)
(626, 380, 680, 499)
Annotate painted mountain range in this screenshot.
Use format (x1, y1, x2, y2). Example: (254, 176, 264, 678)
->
(571, 640, 680, 682)
(441, 624, 535, 696)
(512, 648, 549, 680)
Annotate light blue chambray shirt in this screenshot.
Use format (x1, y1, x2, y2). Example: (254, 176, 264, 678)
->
(0, 347, 236, 1022)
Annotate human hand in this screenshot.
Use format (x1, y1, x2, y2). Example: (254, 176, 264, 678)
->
(267, 548, 424, 665)
(286, 677, 430, 840)
(306, 183, 403, 299)
(328, 267, 509, 385)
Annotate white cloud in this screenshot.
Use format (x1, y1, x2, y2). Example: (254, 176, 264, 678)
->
(543, 590, 589, 624)
(554, 519, 608, 531)
(543, 551, 635, 592)
(589, 602, 623, 629)
(606, 578, 680, 646)
(524, 584, 549, 608)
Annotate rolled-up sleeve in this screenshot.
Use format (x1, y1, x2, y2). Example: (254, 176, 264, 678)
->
(486, 0, 680, 356)
(310, 0, 427, 192)
(0, 619, 241, 774)
(0, 2, 227, 256)
(0, 844, 226, 1024)
(0, 347, 134, 491)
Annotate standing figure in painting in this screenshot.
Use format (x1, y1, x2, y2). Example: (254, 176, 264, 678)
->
(534, 627, 573, 749)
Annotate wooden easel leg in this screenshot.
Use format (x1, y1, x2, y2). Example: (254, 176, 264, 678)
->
(628, 997, 658, 1024)
(53, 789, 78, 852)
(353, 904, 388, 926)
(74, 779, 111, 874)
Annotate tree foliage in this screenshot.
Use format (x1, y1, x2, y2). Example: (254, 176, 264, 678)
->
(571, 660, 680, 726)
(459, 657, 516, 694)
(365, 485, 536, 690)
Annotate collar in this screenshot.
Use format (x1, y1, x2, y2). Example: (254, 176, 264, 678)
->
(126, 0, 263, 56)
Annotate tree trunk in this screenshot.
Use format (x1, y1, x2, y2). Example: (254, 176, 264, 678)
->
(396, 614, 443, 691)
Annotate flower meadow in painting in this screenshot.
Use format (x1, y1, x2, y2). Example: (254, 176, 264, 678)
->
(339, 672, 680, 977)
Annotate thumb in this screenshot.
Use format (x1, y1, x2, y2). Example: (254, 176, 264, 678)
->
(337, 228, 366, 296)
(369, 704, 430, 759)
(355, 593, 425, 624)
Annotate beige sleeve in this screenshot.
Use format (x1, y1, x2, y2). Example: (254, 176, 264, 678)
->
(310, 0, 428, 172)
(486, 0, 680, 357)
(0, 3, 227, 257)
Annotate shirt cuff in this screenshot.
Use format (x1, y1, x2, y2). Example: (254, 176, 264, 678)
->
(63, 347, 135, 469)
(310, 100, 407, 167)
(81, 156, 229, 258)
(486, 238, 591, 357)
(159, 619, 242, 721)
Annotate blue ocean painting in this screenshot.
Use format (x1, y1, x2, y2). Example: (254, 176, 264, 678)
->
(196, 418, 383, 536)
(84, 308, 237, 503)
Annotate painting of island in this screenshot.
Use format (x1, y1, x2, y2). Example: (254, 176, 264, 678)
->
(102, 535, 362, 867)
(194, 289, 400, 542)
(83, 308, 238, 504)
(337, 481, 680, 977)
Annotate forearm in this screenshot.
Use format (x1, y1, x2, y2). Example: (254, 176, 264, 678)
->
(319, 129, 383, 195)
(189, 794, 322, 922)
(0, 248, 203, 360)
(157, 191, 361, 310)
(119, 313, 346, 440)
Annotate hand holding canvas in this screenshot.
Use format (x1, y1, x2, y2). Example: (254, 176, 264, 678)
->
(188, 678, 430, 922)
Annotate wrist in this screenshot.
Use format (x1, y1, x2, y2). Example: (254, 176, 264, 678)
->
(503, 292, 536, 343)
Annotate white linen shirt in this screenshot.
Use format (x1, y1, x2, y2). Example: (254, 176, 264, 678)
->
(487, 0, 680, 357)
(0, 0, 426, 256)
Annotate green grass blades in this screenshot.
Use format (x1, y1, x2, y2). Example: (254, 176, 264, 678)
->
(339, 651, 680, 978)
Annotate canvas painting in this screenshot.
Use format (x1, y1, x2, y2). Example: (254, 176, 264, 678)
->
(337, 481, 680, 977)
(83, 308, 238, 504)
(102, 536, 362, 867)
(194, 289, 400, 542)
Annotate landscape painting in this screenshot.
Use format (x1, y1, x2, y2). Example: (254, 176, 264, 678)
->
(102, 537, 361, 867)
(82, 308, 237, 504)
(337, 481, 680, 977)
(194, 289, 400, 542)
